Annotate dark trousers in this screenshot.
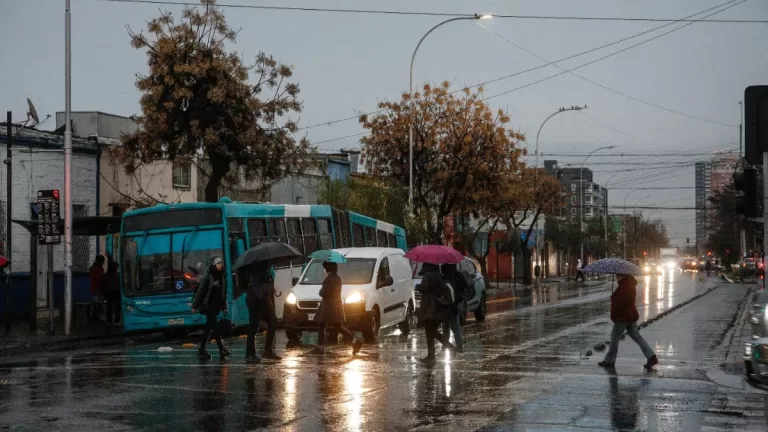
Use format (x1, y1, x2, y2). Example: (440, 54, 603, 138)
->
(200, 309, 224, 351)
(575, 270, 585, 281)
(246, 296, 277, 356)
(106, 291, 121, 323)
(318, 322, 355, 346)
(424, 320, 451, 356)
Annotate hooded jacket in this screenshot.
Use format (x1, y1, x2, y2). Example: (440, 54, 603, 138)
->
(192, 257, 227, 313)
(610, 275, 639, 323)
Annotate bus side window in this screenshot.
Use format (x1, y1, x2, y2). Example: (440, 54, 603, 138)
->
(353, 223, 365, 247)
(317, 218, 334, 250)
(247, 218, 268, 247)
(302, 218, 320, 256)
(269, 219, 287, 244)
(365, 227, 376, 247)
(376, 230, 387, 247)
(286, 218, 305, 265)
(387, 233, 396, 248)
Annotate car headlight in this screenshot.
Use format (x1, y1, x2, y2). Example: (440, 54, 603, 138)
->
(744, 343, 753, 357)
(345, 292, 364, 303)
(657, 265, 663, 272)
(286, 292, 297, 305)
(644, 266, 650, 272)
(666, 262, 675, 269)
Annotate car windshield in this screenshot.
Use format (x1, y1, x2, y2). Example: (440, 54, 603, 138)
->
(300, 258, 376, 285)
(122, 229, 223, 297)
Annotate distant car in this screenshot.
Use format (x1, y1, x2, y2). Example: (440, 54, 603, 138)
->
(744, 291, 768, 384)
(412, 258, 487, 325)
(681, 259, 698, 272)
(642, 260, 663, 275)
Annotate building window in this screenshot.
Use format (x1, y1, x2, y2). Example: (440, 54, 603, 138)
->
(571, 208, 576, 216)
(571, 196, 576, 205)
(172, 163, 191, 189)
(73, 205, 90, 272)
(571, 183, 576, 192)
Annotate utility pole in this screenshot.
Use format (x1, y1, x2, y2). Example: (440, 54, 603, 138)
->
(4, 112, 12, 334)
(64, 0, 73, 335)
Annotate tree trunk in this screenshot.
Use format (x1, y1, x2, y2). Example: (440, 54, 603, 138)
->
(204, 156, 230, 203)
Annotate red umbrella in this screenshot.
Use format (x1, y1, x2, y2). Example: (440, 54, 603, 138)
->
(404, 245, 464, 265)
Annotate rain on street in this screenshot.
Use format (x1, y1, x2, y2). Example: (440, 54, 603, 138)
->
(1, 274, 766, 431)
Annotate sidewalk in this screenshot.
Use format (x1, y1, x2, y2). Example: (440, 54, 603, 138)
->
(0, 318, 128, 354)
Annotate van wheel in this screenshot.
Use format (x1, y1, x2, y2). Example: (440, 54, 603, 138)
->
(474, 293, 487, 322)
(362, 307, 380, 343)
(458, 301, 468, 326)
(399, 302, 416, 335)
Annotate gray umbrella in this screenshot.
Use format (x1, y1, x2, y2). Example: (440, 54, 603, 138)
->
(231, 242, 301, 270)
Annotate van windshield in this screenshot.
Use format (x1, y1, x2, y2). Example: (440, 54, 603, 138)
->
(300, 258, 376, 285)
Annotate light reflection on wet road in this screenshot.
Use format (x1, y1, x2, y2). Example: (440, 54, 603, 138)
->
(0, 272, 765, 431)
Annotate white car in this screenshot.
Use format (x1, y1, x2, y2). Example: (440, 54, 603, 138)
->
(283, 248, 417, 342)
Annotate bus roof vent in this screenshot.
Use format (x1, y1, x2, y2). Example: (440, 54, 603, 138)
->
(219, 196, 233, 204)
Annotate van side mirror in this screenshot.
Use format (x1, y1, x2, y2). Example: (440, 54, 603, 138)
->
(378, 276, 393, 289)
(292, 277, 299, 286)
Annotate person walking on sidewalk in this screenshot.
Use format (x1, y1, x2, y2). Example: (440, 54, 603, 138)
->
(440, 263, 465, 353)
(191, 257, 231, 361)
(105, 258, 121, 325)
(598, 274, 658, 370)
(416, 263, 457, 365)
(89, 255, 106, 322)
(245, 262, 281, 363)
(312, 262, 363, 355)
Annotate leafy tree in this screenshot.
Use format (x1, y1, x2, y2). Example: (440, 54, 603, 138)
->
(360, 82, 525, 243)
(705, 183, 742, 263)
(624, 212, 669, 259)
(119, 0, 309, 202)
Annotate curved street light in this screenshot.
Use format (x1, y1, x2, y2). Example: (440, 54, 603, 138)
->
(580, 145, 616, 264)
(408, 14, 492, 208)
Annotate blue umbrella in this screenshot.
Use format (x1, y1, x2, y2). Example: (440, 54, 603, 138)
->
(581, 258, 641, 276)
(309, 249, 347, 264)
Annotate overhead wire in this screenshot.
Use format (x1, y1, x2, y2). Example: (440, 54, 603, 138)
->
(106, 0, 768, 23)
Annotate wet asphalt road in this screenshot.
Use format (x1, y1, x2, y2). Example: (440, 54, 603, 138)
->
(0, 272, 766, 431)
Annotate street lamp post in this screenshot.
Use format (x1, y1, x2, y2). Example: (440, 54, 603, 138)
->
(580, 146, 615, 265)
(408, 14, 492, 208)
(534, 105, 586, 276)
(64, 0, 73, 336)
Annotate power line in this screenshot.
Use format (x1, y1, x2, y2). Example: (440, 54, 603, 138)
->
(487, 31, 738, 128)
(295, 0, 743, 131)
(106, 0, 768, 23)
(482, 0, 746, 111)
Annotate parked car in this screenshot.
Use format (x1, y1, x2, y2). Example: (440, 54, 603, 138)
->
(744, 290, 768, 384)
(412, 258, 487, 325)
(283, 248, 417, 343)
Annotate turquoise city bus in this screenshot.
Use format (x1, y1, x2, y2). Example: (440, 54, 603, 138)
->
(118, 198, 406, 335)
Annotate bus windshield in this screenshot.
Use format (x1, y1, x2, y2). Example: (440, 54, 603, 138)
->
(122, 229, 224, 297)
(300, 258, 376, 285)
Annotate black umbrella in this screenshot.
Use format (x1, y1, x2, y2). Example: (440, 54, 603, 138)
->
(232, 242, 301, 270)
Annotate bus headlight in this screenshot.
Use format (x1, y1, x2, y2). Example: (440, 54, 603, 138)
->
(346, 292, 364, 303)
(286, 292, 297, 305)
(126, 305, 134, 312)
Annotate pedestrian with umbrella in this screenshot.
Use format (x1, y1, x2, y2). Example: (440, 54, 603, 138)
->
(233, 242, 301, 363)
(191, 257, 231, 361)
(406, 245, 460, 365)
(308, 250, 363, 356)
(581, 258, 659, 370)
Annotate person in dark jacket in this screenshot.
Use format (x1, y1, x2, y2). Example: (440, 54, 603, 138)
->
(598, 274, 658, 369)
(416, 263, 457, 364)
(245, 262, 280, 363)
(89, 255, 106, 322)
(440, 263, 465, 353)
(191, 257, 231, 361)
(312, 262, 363, 355)
(105, 258, 121, 325)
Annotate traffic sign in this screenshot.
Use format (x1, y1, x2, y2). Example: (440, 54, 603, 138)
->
(37, 190, 61, 245)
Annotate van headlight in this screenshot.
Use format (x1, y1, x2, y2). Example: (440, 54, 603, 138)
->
(346, 292, 364, 303)
(286, 292, 297, 305)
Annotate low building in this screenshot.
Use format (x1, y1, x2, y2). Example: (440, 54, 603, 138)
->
(0, 124, 99, 318)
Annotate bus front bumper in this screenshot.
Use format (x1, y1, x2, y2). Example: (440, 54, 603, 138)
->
(283, 302, 368, 332)
(122, 310, 207, 332)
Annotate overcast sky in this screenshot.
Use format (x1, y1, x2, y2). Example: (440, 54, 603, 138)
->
(2, 0, 766, 248)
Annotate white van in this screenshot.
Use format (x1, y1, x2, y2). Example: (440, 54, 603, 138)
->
(283, 248, 417, 342)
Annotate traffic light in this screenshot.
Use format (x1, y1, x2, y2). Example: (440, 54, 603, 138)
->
(734, 168, 761, 218)
(745, 85, 768, 165)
